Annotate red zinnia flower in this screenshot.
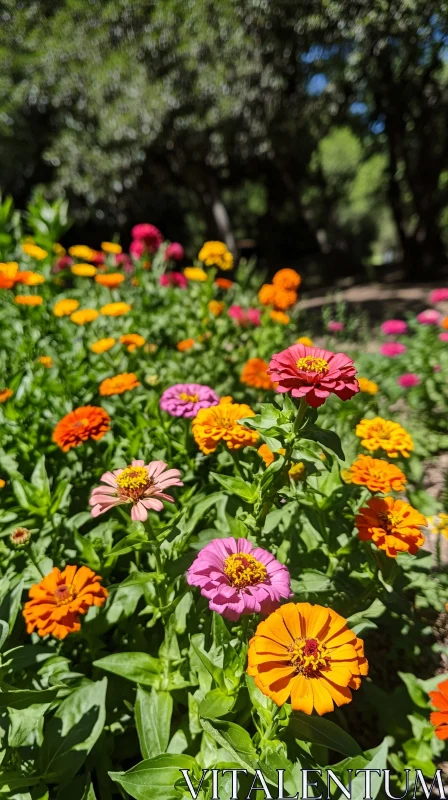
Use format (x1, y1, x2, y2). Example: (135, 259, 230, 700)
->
(268, 343, 358, 408)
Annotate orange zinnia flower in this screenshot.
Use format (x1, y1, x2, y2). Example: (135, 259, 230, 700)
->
(68, 245, 96, 261)
(23, 565, 108, 640)
(53, 298, 80, 317)
(258, 283, 297, 310)
(119, 333, 145, 352)
(21, 243, 47, 260)
(38, 356, 53, 368)
(356, 417, 413, 458)
(441, 317, 448, 330)
(184, 267, 207, 282)
(102, 241, 122, 255)
(430, 679, 448, 740)
(53, 406, 111, 451)
(343, 455, 407, 494)
(192, 398, 258, 454)
(208, 300, 225, 317)
(241, 358, 273, 390)
(216, 277, 233, 290)
(0, 388, 13, 403)
(258, 284, 276, 306)
(273, 268, 301, 291)
(0, 262, 19, 288)
(15, 270, 45, 286)
(91, 337, 116, 354)
(355, 496, 426, 557)
(99, 372, 140, 396)
(270, 310, 290, 324)
(70, 309, 99, 324)
(15, 295, 43, 306)
(247, 602, 368, 715)
(358, 377, 379, 395)
(0, 478, 5, 489)
(95, 272, 125, 288)
(100, 302, 131, 317)
(177, 338, 195, 352)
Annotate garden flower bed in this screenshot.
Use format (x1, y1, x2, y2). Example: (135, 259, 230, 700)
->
(1, 202, 448, 798)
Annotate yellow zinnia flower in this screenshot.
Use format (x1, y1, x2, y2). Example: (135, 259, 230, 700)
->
(53, 243, 66, 255)
(119, 333, 145, 352)
(101, 241, 122, 255)
(100, 302, 131, 317)
(296, 336, 313, 347)
(184, 267, 207, 282)
(355, 417, 413, 458)
(68, 245, 96, 261)
(71, 264, 97, 278)
(70, 309, 99, 325)
(15, 295, 43, 306)
(53, 299, 80, 317)
(38, 356, 53, 368)
(91, 338, 116, 354)
(270, 310, 290, 325)
(358, 377, 379, 395)
(208, 300, 225, 316)
(192, 398, 258, 454)
(21, 243, 48, 260)
(198, 241, 233, 271)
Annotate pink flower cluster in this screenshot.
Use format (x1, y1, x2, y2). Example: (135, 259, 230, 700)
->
(130, 223, 164, 259)
(160, 272, 187, 289)
(228, 306, 261, 326)
(380, 342, 407, 357)
(160, 383, 219, 418)
(187, 537, 292, 620)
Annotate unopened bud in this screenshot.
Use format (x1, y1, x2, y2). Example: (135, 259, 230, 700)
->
(10, 527, 31, 548)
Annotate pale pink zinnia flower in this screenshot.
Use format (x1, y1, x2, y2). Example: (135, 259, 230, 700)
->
(327, 321, 344, 333)
(380, 342, 407, 357)
(187, 537, 292, 620)
(397, 373, 420, 388)
(89, 460, 183, 522)
(381, 320, 407, 336)
(228, 305, 261, 327)
(267, 343, 358, 408)
(164, 243, 184, 262)
(429, 289, 448, 305)
(417, 309, 441, 325)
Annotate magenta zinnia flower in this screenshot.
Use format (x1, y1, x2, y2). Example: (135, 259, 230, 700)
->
(327, 321, 344, 333)
(160, 272, 188, 289)
(380, 342, 407, 357)
(397, 373, 420, 388)
(430, 289, 448, 305)
(381, 320, 407, 336)
(160, 383, 219, 418)
(187, 537, 292, 620)
(129, 239, 145, 259)
(165, 243, 184, 262)
(228, 306, 261, 327)
(131, 224, 163, 252)
(417, 309, 441, 325)
(439, 333, 448, 342)
(267, 343, 358, 408)
(89, 459, 183, 522)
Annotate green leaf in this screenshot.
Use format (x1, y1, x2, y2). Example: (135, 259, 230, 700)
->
(288, 712, 362, 756)
(104, 532, 148, 557)
(8, 703, 52, 747)
(38, 678, 107, 783)
(109, 754, 199, 800)
(93, 652, 161, 687)
(200, 718, 257, 772)
(210, 473, 258, 503)
(135, 688, 173, 759)
(399, 672, 429, 709)
(0, 687, 60, 709)
(300, 426, 345, 460)
(31, 456, 51, 500)
(190, 640, 225, 691)
(340, 739, 388, 800)
(74, 532, 101, 571)
(198, 688, 236, 719)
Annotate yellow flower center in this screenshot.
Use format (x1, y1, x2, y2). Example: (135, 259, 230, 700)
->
(379, 510, 402, 530)
(179, 392, 199, 403)
(224, 552, 267, 589)
(54, 584, 75, 606)
(296, 356, 329, 373)
(289, 637, 330, 677)
(116, 466, 149, 490)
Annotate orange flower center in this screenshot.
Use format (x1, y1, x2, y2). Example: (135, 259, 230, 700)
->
(288, 637, 330, 677)
(116, 465, 153, 501)
(224, 552, 267, 589)
(54, 584, 75, 606)
(296, 356, 329, 374)
(179, 392, 199, 403)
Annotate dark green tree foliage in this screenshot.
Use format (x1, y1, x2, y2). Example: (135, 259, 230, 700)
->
(0, 0, 447, 275)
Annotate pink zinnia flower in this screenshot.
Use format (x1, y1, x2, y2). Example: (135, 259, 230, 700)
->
(115, 253, 133, 272)
(381, 320, 407, 336)
(187, 537, 292, 621)
(90, 251, 105, 266)
(430, 289, 448, 304)
(433, 364, 441, 373)
(160, 272, 188, 289)
(380, 342, 407, 357)
(397, 373, 420, 388)
(439, 333, 448, 342)
(417, 309, 441, 325)
(131, 224, 163, 252)
(89, 459, 183, 522)
(328, 321, 344, 333)
(52, 255, 73, 274)
(165, 243, 184, 262)
(228, 306, 261, 327)
(267, 343, 358, 408)
(129, 239, 145, 259)
(160, 383, 219, 418)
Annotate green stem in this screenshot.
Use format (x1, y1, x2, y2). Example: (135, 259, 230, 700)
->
(145, 517, 163, 574)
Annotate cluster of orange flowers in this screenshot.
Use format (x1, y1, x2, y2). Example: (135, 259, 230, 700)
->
(258, 268, 301, 311)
